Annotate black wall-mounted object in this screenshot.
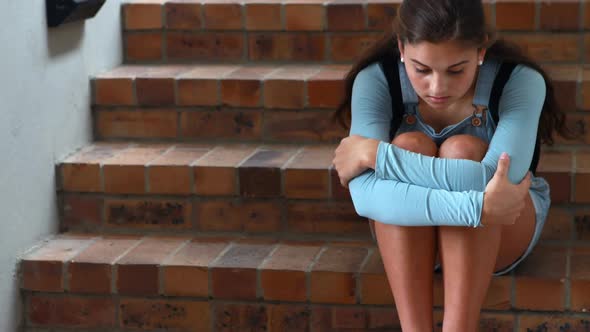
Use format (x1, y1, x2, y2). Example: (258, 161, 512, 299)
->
(46, 0, 106, 27)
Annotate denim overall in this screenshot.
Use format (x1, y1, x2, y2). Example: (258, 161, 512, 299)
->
(374, 58, 551, 276)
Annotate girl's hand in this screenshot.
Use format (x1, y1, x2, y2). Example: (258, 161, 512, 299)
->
(333, 135, 380, 188)
(481, 152, 532, 226)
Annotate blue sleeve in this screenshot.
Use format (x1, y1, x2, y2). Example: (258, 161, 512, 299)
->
(374, 64, 546, 190)
(347, 63, 484, 227)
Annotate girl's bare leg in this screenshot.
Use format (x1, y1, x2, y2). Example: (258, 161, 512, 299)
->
(373, 131, 439, 332)
(436, 134, 535, 332)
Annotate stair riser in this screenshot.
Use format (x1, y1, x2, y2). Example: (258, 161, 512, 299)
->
(59, 194, 374, 239)
(27, 292, 590, 331)
(124, 31, 590, 64)
(122, 0, 590, 65)
(94, 109, 346, 143)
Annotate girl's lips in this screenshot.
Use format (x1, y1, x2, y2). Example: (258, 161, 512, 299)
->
(429, 96, 449, 103)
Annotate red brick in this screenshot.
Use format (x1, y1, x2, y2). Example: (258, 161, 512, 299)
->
(330, 33, 380, 61)
(96, 109, 179, 139)
(193, 144, 257, 196)
(332, 307, 367, 328)
(165, 1, 202, 29)
(210, 243, 276, 300)
(124, 3, 163, 30)
(575, 152, 590, 203)
(571, 280, 590, 312)
(326, 2, 365, 31)
(94, 78, 134, 105)
(518, 314, 590, 332)
(196, 199, 282, 233)
(61, 143, 127, 192)
(177, 65, 239, 106)
(68, 235, 141, 294)
(582, 79, 590, 110)
(360, 251, 394, 305)
(478, 313, 515, 332)
(367, 307, 401, 329)
(245, 3, 282, 31)
(239, 146, 299, 197)
(284, 146, 333, 199)
(115, 236, 189, 295)
(287, 201, 368, 236)
(537, 151, 573, 173)
(21, 234, 96, 292)
(310, 246, 369, 304)
(537, 172, 571, 204)
(221, 66, 276, 107)
(180, 110, 263, 139)
(120, 298, 211, 330)
(125, 33, 163, 61)
(102, 145, 168, 194)
(307, 65, 348, 108)
(214, 303, 268, 331)
(367, 2, 399, 30)
(514, 246, 567, 310)
(495, 2, 535, 31)
(570, 247, 590, 311)
(267, 303, 311, 331)
(135, 66, 188, 105)
(503, 34, 580, 62)
(249, 33, 326, 61)
(260, 244, 323, 302)
(553, 81, 578, 112)
(29, 295, 116, 328)
(574, 210, 590, 241)
(147, 146, 209, 194)
(61, 194, 102, 230)
(105, 198, 193, 230)
(263, 110, 347, 142)
(540, 208, 572, 242)
(264, 66, 320, 109)
(285, 3, 324, 31)
(540, 2, 580, 31)
(167, 32, 244, 61)
(203, 3, 243, 30)
(162, 239, 228, 297)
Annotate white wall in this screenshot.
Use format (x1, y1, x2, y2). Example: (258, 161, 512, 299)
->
(0, 0, 124, 330)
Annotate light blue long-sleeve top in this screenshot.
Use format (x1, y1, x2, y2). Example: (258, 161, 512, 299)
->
(348, 61, 546, 227)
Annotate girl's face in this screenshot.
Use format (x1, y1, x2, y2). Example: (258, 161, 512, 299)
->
(398, 39, 486, 110)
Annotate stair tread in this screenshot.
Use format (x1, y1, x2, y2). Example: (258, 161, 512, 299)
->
(95, 62, 585, 81)
(60, 141, 581, 173)
(20, 232, 582, 304)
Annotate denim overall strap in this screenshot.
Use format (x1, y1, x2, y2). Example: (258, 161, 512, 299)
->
(472, 58, 501, 108)
(398, 59, 419, 106)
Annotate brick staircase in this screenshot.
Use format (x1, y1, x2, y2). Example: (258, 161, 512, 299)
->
(19, 0, 590, 331)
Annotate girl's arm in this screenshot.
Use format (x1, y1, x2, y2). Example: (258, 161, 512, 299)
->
(347, 63, 483, 227)
(370, 64, 546, 190)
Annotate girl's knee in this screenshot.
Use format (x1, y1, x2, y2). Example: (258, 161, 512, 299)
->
(438, 134, 488, 161)
(391, 132, 438, 157)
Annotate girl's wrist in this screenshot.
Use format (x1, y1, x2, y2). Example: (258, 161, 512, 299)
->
(362, 139, 380, 169)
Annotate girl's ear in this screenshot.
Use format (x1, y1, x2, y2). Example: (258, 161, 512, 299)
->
(397, 38, 404, 57)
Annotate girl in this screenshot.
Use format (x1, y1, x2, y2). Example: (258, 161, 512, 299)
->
(332, 0, 579, 331)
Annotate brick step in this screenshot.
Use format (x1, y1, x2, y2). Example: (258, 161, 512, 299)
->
(59, 142, 588, 239)
(122, 0, 590, 64)
(92, 63, 590, 144)
(19, 233, 590, 331)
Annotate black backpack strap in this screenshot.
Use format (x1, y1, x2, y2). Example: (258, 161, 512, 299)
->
(489, 62, 541, 175)
(380, 55, 405, 141)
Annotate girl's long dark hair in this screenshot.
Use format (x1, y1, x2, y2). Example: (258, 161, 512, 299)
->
(333, 0, 581, 145)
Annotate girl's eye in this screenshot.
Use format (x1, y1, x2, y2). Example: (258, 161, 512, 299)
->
(415, 68, 464, 75)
